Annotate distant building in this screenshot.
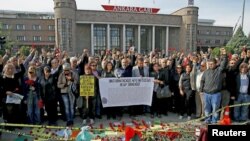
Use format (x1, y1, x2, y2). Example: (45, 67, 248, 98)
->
(0, 10, 55, 50)
(197, 19, 233, 50)
(0, 0, 233, 55)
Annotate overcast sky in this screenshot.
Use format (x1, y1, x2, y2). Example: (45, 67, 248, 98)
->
(0, 0, 249, 35)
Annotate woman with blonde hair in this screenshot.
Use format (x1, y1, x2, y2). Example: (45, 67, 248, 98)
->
(0, 60, 25, 130)
(24, 66, 41, 124)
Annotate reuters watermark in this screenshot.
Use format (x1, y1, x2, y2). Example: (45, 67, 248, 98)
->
(208, 125, 250, 140)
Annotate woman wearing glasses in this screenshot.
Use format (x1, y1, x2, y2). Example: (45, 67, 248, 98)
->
(57, 63, 79, 126)
(24, 66, 41, 124)
(39, 66, 58, 125)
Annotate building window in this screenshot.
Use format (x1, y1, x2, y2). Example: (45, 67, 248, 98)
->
(226, 31, 231, 36)
(221, 31, 227, 35)
(94, 26, 106, 54)
(141, 26, 152, 54)
(17, 36, 26, 41)
(2, 24, 9, 30)
(206, 30, 210, 35)
(32, 25, 41, 30)
(110, 27, 120, 50)
(33, 36, 41, 41)
(216, 31, 220, 35)
(126, 27, 135, 51)
(16, 24, 25, 30)
(186, 24, 197, 51)
(205, 39, 211, 44)
(215, 40, 220, 44)
(48, 36, 55, 41)
(48, 25, 55, 30)
(224, 39, 229, 45)
(57, 18, 72, 51)
(155, 27, 166, 52)
(197, 30, 200, 35)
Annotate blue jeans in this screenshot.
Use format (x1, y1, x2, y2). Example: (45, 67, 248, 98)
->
(61, 94, 74, 123)
(27, 93, 40, 124)
(234, 93, 250, 121)
(204, 93, 221, 123)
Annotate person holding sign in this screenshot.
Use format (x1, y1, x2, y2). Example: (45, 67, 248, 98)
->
(57, 63, 79, 126)
(89, 61, 102, 119)
(150, 63, 165, 118)
(132, 58, 149, 116)
(101, 61, 116, 120)
(114, 58, 132, 119)
(80, 64, 97, 125)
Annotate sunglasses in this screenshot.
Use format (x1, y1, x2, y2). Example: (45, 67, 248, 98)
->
(29, 72, 34, 74)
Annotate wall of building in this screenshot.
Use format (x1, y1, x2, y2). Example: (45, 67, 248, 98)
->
(171, 6, 199, 52)
(0, 18, 55, 47)
(75, 24, 91, 55)
(54, 0, 76, 55)
(76, 10, 182, 26)
(197, 25, 233, 49)
(169, 27, 180, 52)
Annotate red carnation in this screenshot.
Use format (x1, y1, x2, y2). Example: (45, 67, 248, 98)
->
(25, 80, 35, 86)
(125, 126, 135, 141)
(166, 130, 181, 141)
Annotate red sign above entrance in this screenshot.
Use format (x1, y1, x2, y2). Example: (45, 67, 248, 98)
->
(102, 5, 160, 14)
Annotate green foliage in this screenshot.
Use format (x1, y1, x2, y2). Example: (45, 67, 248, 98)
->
(227, 26, 250, 49)
(211, 47, 220, 57)
(212, 46, 235, 58)
(247, 32, 250, 46)
(19, 46, 30, 56)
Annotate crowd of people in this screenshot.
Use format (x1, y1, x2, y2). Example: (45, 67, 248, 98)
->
(0, 46, 249, 129)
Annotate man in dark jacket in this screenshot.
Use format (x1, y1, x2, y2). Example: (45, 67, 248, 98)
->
(200, 48, 228, 124)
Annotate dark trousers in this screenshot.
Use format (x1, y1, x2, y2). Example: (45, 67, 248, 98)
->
(159, 97, 170, 115)
(106, 107, 118, 119)
(82, 97, 96, 119)
(44, 99, 58, 124)
(57, 92, 65, 120)
(173, 90, 181, 114)
(180, 91, 195, 116)
(3, 104, 20, 123)
(151, 92, 161, 115)
(130, 105, 144, 116)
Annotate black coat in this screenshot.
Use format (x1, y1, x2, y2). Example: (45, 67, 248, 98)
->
(39, 75, 57, 102)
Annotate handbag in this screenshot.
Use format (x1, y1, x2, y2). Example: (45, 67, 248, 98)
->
(156, 85, 172, 98)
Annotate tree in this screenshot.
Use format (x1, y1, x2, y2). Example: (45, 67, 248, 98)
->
(247, 32, 250, 46)
(226, 26, 249, 51)
(19, 46, 30, 56)
(211, 47, 221, 58)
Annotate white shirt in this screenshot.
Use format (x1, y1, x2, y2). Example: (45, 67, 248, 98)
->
(196, 70, 204, 91)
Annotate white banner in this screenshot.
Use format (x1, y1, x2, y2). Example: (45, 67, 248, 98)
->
(99, 77, 154, 107)
(6, 93, 24, 104)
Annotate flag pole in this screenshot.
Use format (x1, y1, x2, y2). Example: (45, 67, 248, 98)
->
(242, 0, 245, 29)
